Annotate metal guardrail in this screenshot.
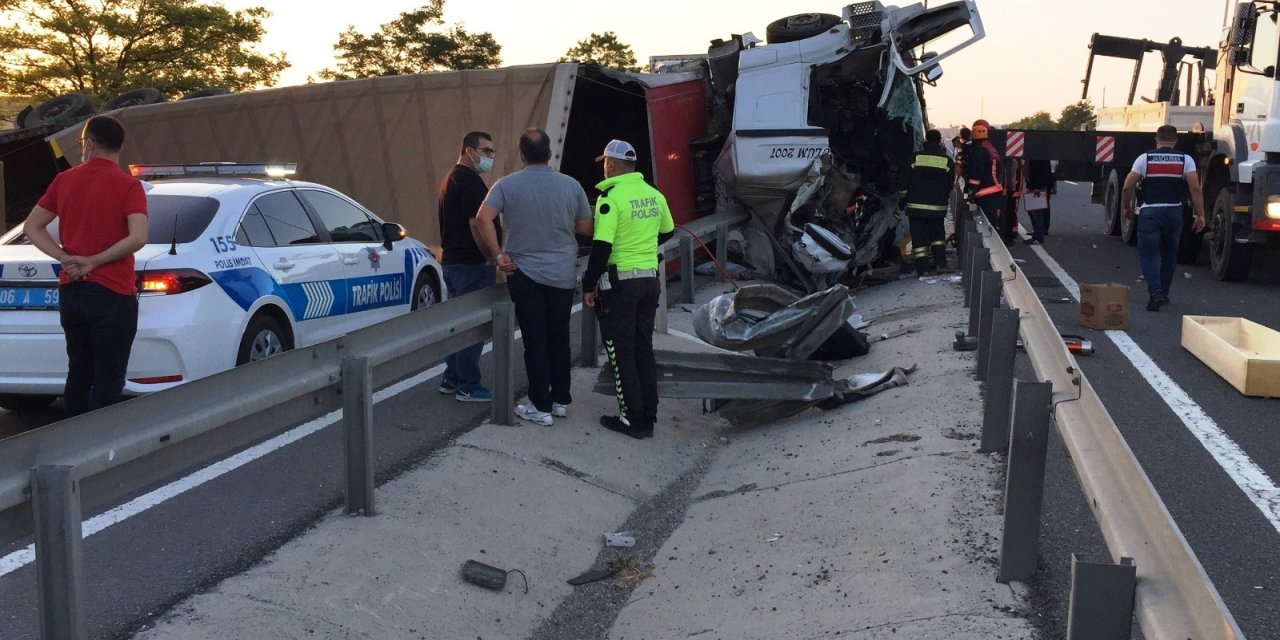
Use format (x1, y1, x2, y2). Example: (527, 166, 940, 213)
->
(961, 207, 1244, 639)
(0, 209, 747, 639)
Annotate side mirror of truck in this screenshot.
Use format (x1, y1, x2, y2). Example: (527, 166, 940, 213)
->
(1229, 45, 1252, 67)
(1230, 3, 1257, 46)
(923, 65, 944, 85)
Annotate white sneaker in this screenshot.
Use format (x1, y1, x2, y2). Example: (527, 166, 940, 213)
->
(552, 403, 569, 417)
(515, 402, 554, 426)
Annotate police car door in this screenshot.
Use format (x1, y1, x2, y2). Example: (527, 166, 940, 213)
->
(240, 190, 349, 344)
(296, 189, 408, 331)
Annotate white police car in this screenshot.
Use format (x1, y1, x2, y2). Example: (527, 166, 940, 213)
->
(0, 163, 444, 411)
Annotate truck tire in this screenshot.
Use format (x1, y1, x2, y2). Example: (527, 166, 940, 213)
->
(179, 87, 229, 101)
(1102, 170, 1121, 236)
(101, 87, 165, 111)
(1176, 201, 1203, 264)
(765, 13, 842, 44)
(24, 92, 94, 127)
(1119, 191, 1139, 246)
(1208, 189, 1253, 282)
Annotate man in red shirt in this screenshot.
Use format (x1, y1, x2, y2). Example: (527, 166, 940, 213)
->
(24, 115, 148, 415)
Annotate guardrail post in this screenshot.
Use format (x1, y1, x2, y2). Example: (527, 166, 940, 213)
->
(680, 235, 695, 304)
(492, 301, 515, 426)
(714, 223, 728, 283)
(966, 246, 989, 311)
(32, 464, 86, 640)
(979, 308, 1021, 454)
(342, 356, 375, 516)
(996, 380, 1053, 582)
(580, 297, 598, 368)
(1066, 555, 1137, 640)
(975, 270, 1001, 380)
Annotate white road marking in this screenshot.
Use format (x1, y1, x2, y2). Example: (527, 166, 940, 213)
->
(0, 302, 585, 577)
(1026, 241, 1280, 534)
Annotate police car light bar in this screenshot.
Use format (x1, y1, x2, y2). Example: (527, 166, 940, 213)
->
(129, 163, 298, 179)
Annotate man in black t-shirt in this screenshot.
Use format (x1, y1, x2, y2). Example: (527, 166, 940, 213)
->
(437, 130, 500, 402)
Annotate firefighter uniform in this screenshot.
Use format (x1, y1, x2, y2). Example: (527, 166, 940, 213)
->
(583, 140, 675, 438)
(903, 136, 955, 275)
(964, 119, 1010, 242)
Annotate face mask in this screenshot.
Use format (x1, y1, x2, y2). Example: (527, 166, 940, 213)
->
(471, 148, 494, 174)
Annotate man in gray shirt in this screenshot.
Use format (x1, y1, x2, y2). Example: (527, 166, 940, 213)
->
(475, 128, 593, 425)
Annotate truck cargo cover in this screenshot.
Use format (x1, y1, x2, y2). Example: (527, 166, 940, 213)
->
(48, 64, 564, 248)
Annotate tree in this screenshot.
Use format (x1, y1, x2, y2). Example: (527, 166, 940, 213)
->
(1057, 100, 1097, 131)
(559, 32, 643, 73)
(1005, 111, 1055, 130)
(0, 0, 289, 104)
(318, 1, 500, 80)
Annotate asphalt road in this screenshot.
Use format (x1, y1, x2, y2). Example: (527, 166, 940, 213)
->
(1006, 182, 1280, 638)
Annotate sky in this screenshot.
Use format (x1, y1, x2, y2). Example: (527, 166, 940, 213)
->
(221, 0, 1231, 127)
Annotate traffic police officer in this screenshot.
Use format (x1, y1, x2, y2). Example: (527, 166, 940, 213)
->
(582, 139, 675, 440)
(902, 129, 954, 275)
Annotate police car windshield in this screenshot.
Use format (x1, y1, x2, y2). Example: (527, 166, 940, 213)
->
(145, 195, 219, 244)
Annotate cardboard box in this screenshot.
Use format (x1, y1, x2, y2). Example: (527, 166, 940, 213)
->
(1181, 315, 1280, 398)
(1078, 283, 1129, 330)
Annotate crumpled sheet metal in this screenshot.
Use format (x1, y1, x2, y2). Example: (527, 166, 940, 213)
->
(692, 283, 855, 355)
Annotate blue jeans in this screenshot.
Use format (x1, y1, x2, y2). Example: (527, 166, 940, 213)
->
(59, 282, 138, 416)
(442, 263, 496, 392)
(1136, 205, 1182, 296)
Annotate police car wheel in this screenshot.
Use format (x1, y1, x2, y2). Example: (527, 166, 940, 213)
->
(0, 394, 56, 412)
(411, 273, 438, 311)
(237, 314, 291, 365)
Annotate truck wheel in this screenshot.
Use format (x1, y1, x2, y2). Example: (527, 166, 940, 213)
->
(236, 313, 292, 365)
(101, 87, 165, 111)
(1176, 202, 1203, 264)
(25, 92, 94, 127)
(1208, 189, 1253, 282)
(179, 87, 229, 101)
(1119, 194, 1139, 246)
(1102, 170, 1121, 236)
(0, 394, 56, 412)
(765, 13, 842, 44)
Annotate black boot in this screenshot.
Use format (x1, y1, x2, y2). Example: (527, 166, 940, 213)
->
(600, 415, 653, 439)
(931, 245, 949, 272)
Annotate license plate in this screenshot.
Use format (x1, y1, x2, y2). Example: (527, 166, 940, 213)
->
(0, 286, 59, 310)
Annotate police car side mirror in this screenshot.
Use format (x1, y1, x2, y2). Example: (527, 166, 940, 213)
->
(382, 222, 406, 251)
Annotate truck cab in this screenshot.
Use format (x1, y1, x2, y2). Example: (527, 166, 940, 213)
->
(1208, 1, 1280, 280)
(710, 1, 984, 284)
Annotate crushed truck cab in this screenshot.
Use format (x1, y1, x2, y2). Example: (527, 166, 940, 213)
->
(711, 1, 984, 288)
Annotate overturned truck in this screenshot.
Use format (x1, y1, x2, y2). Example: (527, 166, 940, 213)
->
(11, 1, 983, 292)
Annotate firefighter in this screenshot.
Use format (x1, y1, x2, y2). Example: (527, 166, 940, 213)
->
(902, 129, 954, 275)
(964, 119, 1010, 243)
(582, 139, 675, 440)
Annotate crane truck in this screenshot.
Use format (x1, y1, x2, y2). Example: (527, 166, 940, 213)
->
(997, 1, 1280, 282)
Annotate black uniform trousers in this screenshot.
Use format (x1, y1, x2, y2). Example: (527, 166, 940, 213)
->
(597, 277, 661, 427)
